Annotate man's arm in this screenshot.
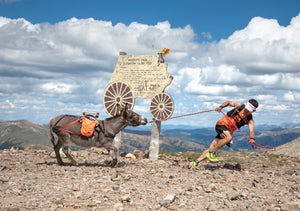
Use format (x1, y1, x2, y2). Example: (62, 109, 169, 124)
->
(215, 101, 241, 112)
(248, 119, 256, 144)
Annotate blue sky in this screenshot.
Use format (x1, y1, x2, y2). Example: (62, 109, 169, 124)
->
(0, 0, 300, 128)
(1, 0, 299, 40)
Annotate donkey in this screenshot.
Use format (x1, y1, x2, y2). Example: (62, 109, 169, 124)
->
(48, 104, 147, 166)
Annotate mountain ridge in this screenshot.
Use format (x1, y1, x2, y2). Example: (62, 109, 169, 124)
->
(0, 120, 299, 156)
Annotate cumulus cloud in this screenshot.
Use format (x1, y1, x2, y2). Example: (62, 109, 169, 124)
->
(172, 14, 300, 99)
(167, 13, 300, 126)
(201, 32, 212, 40)
(212, 16, 300, 74)
(0, 16, 198, 123)
(0, 14, 300, 126)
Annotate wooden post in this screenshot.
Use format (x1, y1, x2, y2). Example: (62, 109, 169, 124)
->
(114, 132, 122, 157)
(149, 54, 164, 160)
(149, 121, 161, 160)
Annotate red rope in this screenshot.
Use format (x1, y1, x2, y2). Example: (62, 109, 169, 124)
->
(59, 117, 84, 136)
(149, 108, 275, 153)
(149, 109, 216, 123)
(220, 111, 275, 153)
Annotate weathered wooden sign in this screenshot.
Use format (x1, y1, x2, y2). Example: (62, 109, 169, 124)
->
(103, 53, 174, 120)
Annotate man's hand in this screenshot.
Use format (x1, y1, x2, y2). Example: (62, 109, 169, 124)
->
(215, 107, 222, 112)
(248, 138, 255, 144)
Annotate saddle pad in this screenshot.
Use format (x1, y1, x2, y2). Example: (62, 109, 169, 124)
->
(81, 117, 97, 137)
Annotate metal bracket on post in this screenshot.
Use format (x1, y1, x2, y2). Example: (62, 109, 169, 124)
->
(149, 121, 161, 160)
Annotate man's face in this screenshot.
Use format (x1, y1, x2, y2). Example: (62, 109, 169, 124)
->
(245, 101, 257, 114)
(244, 108, 255, 115)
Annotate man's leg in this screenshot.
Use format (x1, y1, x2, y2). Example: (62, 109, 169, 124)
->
(192, 130, 232, 165)
(196, 148, 210, 162)
(208, 130, 232, 152)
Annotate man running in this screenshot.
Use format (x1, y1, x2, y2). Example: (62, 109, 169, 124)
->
(191, 99, 259, 166)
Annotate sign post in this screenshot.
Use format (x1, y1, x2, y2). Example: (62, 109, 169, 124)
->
(149, 121, 161, 160)
(103, 51, 174, 160)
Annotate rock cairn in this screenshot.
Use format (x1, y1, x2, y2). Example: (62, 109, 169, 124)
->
(0, 147, 299, 211)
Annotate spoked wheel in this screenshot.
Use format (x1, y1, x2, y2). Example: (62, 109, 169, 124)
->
(150, 93, 174, 120)
(103, 82, 135, 116)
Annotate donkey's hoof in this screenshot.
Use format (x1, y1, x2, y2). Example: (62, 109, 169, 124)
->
(71, 161, 78, 166)
(108, 160, 118, 167)
(118, 161, 125, 167)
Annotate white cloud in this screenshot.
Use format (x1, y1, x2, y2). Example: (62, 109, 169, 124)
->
(282, 91, 295, 102)
(210, 15, 300, 74)
(201, 32, 212, 40)
(41, 82, 74, 94)
(5, 99, 15, 108)
(0, 14, 300, 126)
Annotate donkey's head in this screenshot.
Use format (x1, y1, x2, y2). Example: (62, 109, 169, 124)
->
(117, 104, 147, 127)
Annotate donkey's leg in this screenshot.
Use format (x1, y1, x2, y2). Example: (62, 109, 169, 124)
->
(54, 139, 64, 165)
(107, 145, 120, 167)
(61, 136, 77, 165)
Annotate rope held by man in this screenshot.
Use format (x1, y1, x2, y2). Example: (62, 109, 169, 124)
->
(148, 109, 216, 123)
(220, 110, 276, 153)
(149, 108, 275, 152)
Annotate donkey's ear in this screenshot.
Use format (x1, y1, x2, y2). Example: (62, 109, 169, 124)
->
(116, 104, 124, 112)
(122, 103, 129, 118)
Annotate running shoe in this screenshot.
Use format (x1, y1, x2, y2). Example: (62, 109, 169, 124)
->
(206, 151, 219, 163)
(190, 160, 199, 167)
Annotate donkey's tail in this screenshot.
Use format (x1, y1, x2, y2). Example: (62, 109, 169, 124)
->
(48, 126, 56, 147)
(48, 115, 66, 147)
(48, 119, 58, 147)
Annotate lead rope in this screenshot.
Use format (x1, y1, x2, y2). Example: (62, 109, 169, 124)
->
(220, 110, 276, 153)
(149, 109, 216, 123)
(148, 108, 275, 153)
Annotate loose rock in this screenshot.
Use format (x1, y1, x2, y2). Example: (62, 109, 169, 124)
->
(0, 148, 299, 210)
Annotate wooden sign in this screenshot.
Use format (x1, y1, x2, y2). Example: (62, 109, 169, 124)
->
(104, 53, 174, 120)
(110, 54, 172, 98)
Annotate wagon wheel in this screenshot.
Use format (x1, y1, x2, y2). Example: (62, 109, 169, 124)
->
(103, 82, 135, 116)
(150, 93, 174, 120)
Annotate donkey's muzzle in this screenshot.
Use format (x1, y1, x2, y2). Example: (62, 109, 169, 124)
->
(141, 118, 148, 125)
(140, 116, 147, 125)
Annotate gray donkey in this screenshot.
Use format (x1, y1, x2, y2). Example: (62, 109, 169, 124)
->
(49, 104, 147, 166)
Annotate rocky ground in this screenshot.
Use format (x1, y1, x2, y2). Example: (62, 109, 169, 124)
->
(0, 147, 299, 211)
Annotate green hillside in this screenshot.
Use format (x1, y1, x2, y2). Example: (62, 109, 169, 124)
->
(0, 120, 50, 150)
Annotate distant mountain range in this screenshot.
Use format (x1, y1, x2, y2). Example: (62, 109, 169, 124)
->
(156, 126, 300, 152)
(0, 120, 206, 153)
(0, 120, 49, 150)
(0, 120, 299, 156)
